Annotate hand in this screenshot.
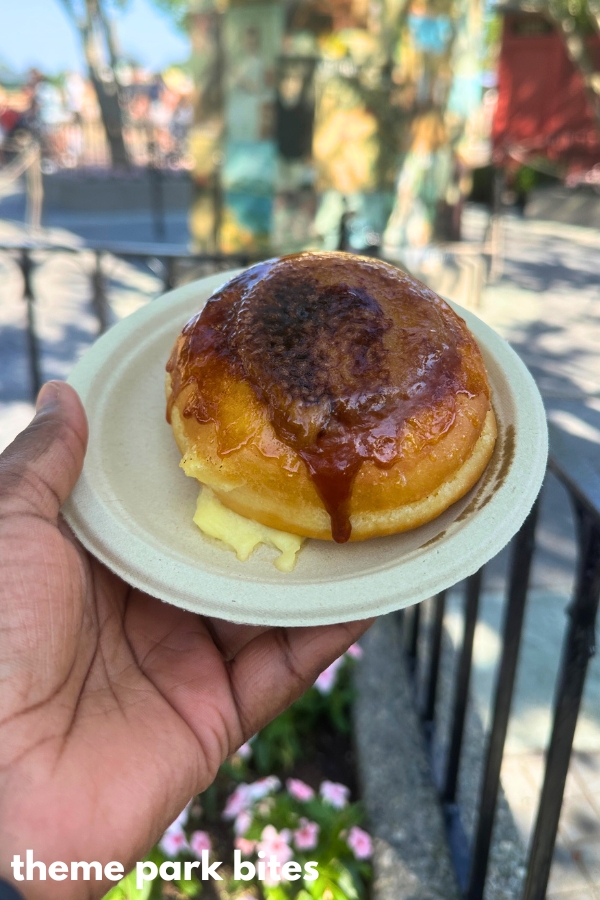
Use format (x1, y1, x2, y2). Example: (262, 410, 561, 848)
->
(0, 381, 373, 900)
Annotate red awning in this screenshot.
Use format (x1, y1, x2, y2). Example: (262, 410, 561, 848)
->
(492, 13, 600, 174)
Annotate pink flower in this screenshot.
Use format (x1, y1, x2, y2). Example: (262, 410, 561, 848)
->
(346, 642, 363, 660)
(320, 780, 350, 809)
(223, 783, 252, 820)
(257, 825, 293, 865)
(189, 831, 211, 858)
(234, 809, 253, 836)
(314, 656, 345, 694)
(236, 741, 253, 760)
(159, 823, 188, 857)
(223, 777, 280, 821)
(347, 825, 373, 859)
(293, 818, 320, 851)
(248, 776, 281, 801)
(286, 778, 315, 802)
(235, 837, 256, 857)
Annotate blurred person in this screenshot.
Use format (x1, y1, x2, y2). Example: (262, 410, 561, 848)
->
(0, 91, 22, 158)
(65, 71, 86, 124)
(35, 78, 70, 163)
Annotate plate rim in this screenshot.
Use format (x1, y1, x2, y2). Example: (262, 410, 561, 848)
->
(63, 269, 548, 626)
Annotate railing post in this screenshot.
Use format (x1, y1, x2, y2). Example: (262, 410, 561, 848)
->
(423, 590, 446, 728)
(443, 568, 483, 805)
(21, 248, 42, 400)
(406, 602, 421, 677)
(162, 257, 177, 292)
(147, 132, 166, 243)
(337, 196, 351, 251)
(467, 498, 541, 900)
(440, 569, 483, 891)
(91, 251, 109, 334)
(521, 500, 600, 900)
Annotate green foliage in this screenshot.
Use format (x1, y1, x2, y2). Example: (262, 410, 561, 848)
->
(263, 859, 365, 900)
(228, 780, 371, 900)
(482, 12, 502, 70)
(102, 868, 151, 900)
(514, 166, 538, 194)
(104, 650, 365, 900)
(147, 0, 190, 31)
(102, 847, 202, 900)
(147, 846, 202, 899)
(248, 658, 356, 775)
(555, 0, 597, 33)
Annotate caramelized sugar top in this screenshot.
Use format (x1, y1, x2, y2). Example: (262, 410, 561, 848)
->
(167, 253, 489, 542)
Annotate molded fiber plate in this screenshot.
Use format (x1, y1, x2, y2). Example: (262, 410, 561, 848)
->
(63, 270, 548, 627)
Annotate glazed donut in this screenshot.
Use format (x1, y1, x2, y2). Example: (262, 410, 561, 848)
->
(166, 251, 497, 543)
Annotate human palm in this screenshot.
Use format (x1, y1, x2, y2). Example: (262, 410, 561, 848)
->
(0, 382, 371, 900)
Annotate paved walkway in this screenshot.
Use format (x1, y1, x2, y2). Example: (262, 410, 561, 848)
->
(443, 209, 600, 900)
(0, 218, 164, 453)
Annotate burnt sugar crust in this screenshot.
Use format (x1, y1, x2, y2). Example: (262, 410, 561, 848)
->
(166, 251, 497, 543)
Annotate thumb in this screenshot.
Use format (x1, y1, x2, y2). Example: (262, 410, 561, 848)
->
(0, 381, 88, 521)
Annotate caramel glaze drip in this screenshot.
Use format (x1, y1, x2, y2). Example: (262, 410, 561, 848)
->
(167, 253, 489, 543)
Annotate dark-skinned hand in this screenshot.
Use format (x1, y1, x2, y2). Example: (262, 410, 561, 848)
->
(0, 381, 372, 899)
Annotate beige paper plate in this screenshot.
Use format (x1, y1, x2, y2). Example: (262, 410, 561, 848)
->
(63, 270, 548, 627)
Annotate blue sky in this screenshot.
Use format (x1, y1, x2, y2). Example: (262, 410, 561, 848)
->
(0, 0, 190, 75)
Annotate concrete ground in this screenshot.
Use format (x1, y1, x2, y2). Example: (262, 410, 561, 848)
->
(1, 185, 600, 897)
(359, 208, 600, 899)
(464, 211, 600, 900)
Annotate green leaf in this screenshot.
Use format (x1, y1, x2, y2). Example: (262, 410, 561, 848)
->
(102, 869, 151, 900)
(263, 884, 290, 900)
(335, 863, 360, 900)
(176, 876, 202, 897)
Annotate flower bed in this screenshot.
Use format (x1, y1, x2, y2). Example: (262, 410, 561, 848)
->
(104, 645, 371, 900)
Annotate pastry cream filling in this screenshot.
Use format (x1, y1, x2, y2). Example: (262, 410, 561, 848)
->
(193, 486, 305, 572)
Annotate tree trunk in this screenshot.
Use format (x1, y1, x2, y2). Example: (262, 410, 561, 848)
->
(89, 74, 130, 168)
(58, 0, 130, 168)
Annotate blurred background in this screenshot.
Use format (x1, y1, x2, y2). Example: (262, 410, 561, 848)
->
(3, 0, 599, 259)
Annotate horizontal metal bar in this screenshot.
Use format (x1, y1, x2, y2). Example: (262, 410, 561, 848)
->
(548, 422, 600, 523)
(0, 241, 257, 263)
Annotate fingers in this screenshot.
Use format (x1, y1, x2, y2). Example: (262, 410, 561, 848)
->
(126, 591, 373, 773)
(0, 381, 88, 522)
(228, 618, 374, 739)
(204, 617, 271, 660)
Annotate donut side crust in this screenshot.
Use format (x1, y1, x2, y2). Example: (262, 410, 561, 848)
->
(166, 372, 497, 541)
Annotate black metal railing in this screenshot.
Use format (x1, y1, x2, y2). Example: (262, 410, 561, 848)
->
(0, 241, 258, 402)
(2, 239, 599, 900)
(403, 425, 600, 900)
